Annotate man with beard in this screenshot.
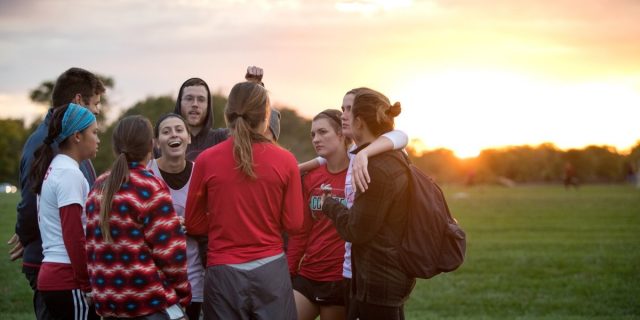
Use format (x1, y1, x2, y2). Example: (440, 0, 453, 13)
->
(174, 77, 229, 161)
(174, 66, 271, 161)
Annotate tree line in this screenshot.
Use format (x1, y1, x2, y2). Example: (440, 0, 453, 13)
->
(408, 142, 640, 185)
(1, 77, 638, 186)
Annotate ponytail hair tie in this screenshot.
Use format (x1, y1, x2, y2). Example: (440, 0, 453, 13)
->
(386, 102, 402, 118)
(228, 112, 246, 122)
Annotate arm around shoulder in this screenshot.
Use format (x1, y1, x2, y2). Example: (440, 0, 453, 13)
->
(324, 162, 395, 244)
(298, 156, 324, 174)
(352, 130, 408, 193)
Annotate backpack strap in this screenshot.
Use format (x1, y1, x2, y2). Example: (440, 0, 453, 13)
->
(390, 151, 458, 223)
(388, 149, 412, 169)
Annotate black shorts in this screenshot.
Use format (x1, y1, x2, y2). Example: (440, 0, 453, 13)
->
(292, 275, 345, 306)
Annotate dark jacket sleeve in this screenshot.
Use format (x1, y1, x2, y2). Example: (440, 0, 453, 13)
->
(15, 144, 39, 247)
(322, 162, 396, 245)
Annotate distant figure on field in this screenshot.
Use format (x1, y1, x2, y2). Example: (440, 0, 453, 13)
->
(564, 162, 579, 189)
(636, 160, 640, 189)
(624, 162, 636, 185)
(465, 168, 476, 187)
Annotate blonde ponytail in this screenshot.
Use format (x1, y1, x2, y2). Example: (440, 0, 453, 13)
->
(225, 82, 271, 179)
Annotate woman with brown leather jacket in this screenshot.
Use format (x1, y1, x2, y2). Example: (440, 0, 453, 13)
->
(321, 88, 415, 320)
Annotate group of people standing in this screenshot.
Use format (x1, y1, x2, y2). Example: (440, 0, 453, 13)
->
(11, 66, 416, 320)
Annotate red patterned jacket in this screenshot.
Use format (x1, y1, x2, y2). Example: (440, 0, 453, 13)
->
(85, 162, 191, 318)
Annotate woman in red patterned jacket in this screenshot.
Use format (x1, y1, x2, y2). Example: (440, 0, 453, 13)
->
(85, 115, 191, 318)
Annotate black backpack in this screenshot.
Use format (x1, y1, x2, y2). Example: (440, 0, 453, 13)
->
(393, 153, 466, 279)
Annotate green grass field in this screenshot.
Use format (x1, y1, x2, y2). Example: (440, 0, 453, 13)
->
(1, 185, 639, 319)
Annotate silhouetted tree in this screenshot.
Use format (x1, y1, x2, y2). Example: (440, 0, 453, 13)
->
(0, 119, 28, 184)
(275, 107, 316, 162)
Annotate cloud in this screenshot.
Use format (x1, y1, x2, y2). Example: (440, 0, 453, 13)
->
(0, 93, 46, 125)
(335, 0, 414, 14)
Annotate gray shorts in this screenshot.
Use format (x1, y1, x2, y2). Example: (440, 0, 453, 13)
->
(203, 255, 296, 320)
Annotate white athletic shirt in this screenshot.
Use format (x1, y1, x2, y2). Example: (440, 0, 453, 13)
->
(317, 130, 408, 279)
(38, 154, 89, 264)
(148, 159, 205, 303)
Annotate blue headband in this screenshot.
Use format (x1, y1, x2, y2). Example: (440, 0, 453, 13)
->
(54, 103, 97, 144)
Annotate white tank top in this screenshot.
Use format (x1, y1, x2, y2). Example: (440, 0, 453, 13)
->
(147, 159, 205, 302)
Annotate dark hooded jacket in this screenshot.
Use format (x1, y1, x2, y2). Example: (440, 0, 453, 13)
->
(174, 78, 229, 161)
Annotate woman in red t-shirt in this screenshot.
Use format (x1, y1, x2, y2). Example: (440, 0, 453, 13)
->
(185, 81, 303, 319)
(288, 109, 351, 320)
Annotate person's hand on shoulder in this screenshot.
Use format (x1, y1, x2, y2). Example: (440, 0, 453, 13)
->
(352, 151, 371, 193)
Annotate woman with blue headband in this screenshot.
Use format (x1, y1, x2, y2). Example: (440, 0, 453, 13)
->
(29, 103, 100, 320)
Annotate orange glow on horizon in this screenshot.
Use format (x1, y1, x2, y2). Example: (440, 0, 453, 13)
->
(388, 69, 640, 158)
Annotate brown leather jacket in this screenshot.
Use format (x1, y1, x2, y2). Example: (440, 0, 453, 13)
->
(323, 148, 415, 307)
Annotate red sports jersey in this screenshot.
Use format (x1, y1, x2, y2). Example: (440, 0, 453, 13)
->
(287, 165, 347, 281)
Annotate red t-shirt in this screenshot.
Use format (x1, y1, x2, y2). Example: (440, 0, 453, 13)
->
(287, 165, 347, 281)
(185, 138, 304, 265)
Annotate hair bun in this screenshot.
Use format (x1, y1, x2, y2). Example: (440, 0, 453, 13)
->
(386, 102, 402, 118)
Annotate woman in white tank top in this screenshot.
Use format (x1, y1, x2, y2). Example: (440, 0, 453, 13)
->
(148, 113, 204, 320)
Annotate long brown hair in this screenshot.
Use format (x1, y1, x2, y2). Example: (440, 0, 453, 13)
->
(99, 115, 153, 242)
(352, 88, 401, 137)
(224, 81, 271, 179)
(30, 105, 69, 194)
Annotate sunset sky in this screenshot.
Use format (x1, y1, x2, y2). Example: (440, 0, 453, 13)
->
(1, 0, 639, 157)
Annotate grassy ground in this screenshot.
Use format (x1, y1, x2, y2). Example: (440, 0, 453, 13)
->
(404, 184, 640, 320)
(1, 185, 639, 319)
(0, 193, 33, 320)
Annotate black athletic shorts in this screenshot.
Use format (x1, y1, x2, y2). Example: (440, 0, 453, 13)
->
(292, 275, 345, 306)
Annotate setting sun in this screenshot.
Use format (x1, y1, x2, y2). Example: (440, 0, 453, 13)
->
(388, 69, 640, 158)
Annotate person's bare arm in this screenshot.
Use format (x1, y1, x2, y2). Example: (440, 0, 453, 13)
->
(352, 130, 408, 192)
(298, 157, 325, 174)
